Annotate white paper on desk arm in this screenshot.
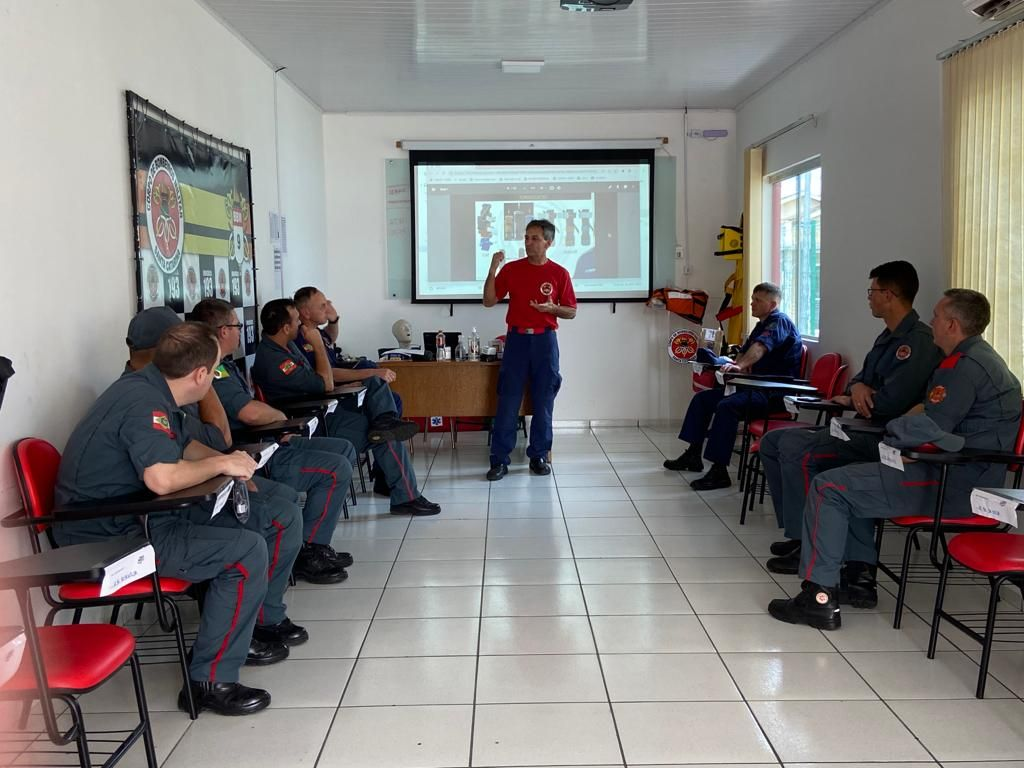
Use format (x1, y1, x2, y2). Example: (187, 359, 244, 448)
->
(829, 418, 851, 442)
(724, 385, 736, 397)
(211, 482, 232, 518)
(692, 363, 704, 375)
(306, 416, 319, 436)
(715, 370, 725, 385)
(784, 396, 799, 415)
(100, 544, 156, 597)
(357, 390, 366, 408)
(255, 442, 280, 470)
(878, 442, 904, 472)
(325, 399, 339, 415)
(971, 489, 1020, 527)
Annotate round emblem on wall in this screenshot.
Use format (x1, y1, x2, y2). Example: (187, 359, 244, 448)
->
(145, 155, 184, 275)
(668, 329, 699, 363)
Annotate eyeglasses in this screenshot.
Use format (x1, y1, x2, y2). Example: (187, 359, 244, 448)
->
(219, 323, 243, 330)
(866, 288, 891, 296)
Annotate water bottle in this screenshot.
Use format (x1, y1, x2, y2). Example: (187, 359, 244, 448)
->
(435, 330, 446, 360)
(469, 327, 480, 361)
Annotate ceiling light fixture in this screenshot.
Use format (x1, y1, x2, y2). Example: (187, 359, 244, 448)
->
(500, 59, 545, 74)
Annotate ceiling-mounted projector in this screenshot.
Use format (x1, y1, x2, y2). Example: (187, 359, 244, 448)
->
(560, 0, 634, 11)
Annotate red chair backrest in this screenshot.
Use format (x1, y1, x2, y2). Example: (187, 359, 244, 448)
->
(807, 352, 842, 396)
(253, 383, 267, 403)
(828, 364, 850, 398)
(13, 438, 61, 535)
(1010, 399, 1024, 474)
(798, 344, 810, 379)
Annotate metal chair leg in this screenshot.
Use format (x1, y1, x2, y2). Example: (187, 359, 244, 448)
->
(977, 575, 1006, 699)
(892, 526, 919, 629)
(927, 552, 952, 658)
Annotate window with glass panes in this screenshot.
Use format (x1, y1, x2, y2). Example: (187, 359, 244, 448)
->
(765, 163, 821, 339)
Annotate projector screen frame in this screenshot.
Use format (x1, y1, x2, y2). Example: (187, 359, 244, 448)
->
(409, 148, 655, 305)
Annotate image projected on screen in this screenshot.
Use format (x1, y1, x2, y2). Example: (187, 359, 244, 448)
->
(412, 156, 652, 302)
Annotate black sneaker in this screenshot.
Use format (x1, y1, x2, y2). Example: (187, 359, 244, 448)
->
(390, 495, 442, 516)
(766, 547, 801, 575)
(368, 414, 419, 444)
(663, 451, 704, 472)
(245, 638, 289, 666)
(529, 457, 551, 476)
(690, 465, 732, 491)
(836, 561, 878, 609)
(178, 680, 271, 716)
(316, 543, 354, 569)
(486, 463, 508, 481)
(292, 543, 348, 584)
(768, 581, 841, 630)
(253, 617, 309, 647)
(770, 539, 801, 557)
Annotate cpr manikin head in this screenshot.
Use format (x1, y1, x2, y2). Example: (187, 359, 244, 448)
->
(392, 318, 413, 348)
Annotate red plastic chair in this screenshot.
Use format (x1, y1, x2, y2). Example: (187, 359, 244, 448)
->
(876, 401, 1024, 628)
(12, 438, 198, 719)
(927, 530, 1024, 697)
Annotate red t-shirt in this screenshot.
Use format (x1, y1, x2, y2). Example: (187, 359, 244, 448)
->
(494, 258, 577, 330)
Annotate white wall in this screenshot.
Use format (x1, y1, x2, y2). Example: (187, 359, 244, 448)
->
(321, 110, 736, 422)
(735, 0, 983, 366)
(0, 1, 326, 557)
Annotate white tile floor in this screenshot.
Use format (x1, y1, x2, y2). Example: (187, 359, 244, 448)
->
(12, 424, 1024, 767)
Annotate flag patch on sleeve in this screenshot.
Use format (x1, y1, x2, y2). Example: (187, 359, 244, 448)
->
(152, 411, 175, 437)
(279, 360, 298, 376)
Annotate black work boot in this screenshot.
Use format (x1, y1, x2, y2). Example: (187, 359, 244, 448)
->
(770, 539, 801, 557)
(768, 580, 842, 630)
(315, 542, 354, 569)
(664, 447, 704, 472)
(178, 680, 271, 716)
(245, 638, 289, 666)
(292, 543, 348, 584)
(690, 463, 731, 491)
(486, 463, 508, 481)
(837, 561, 878, 609)
(766, 545, 801, 575)
(253, 617, 309, 647)
(368, 414, 418, 444)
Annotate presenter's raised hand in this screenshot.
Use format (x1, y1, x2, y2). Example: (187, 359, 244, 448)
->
(489, 251, 505, 275)
(529, 299, 558, 314)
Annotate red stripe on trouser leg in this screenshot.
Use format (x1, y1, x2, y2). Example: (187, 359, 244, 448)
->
(802, 452, 838, 496)
(803, 482, 847, 581)
(209, 561, 250, 681)
(387, 442, 416, 501)
(258, 520, 287, 626)
(299, 467, 337, 543)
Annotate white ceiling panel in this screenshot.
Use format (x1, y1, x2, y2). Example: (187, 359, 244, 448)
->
(201, 0, 888, 111)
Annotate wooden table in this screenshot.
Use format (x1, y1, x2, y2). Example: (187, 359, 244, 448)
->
(377, 360, 532, 419)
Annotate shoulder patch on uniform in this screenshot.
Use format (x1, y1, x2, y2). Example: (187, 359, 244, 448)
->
(213, 364, 230, 380)
(279, 360, 298, 376)
(928, 385, 947, 404)
(939, 352, 963, 370)
(895, 345, 912, 361)
(152, 410, 175, 438)
(302, 343, 314, 352)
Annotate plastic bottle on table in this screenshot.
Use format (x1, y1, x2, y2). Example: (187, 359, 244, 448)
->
(469, 327, 480, 361)
(435, 330, 446, 360)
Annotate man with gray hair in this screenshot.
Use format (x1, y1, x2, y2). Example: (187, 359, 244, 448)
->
(769, 289, 1021, 631)
(665, 283, 803, 491)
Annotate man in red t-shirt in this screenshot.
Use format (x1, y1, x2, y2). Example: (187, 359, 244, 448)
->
(483, 219, 578, 480)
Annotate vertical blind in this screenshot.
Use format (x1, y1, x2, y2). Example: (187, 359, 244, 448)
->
(944, 21, 1024, 380)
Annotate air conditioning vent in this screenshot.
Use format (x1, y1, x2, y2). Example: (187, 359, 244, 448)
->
(963, 0, 1024, 22)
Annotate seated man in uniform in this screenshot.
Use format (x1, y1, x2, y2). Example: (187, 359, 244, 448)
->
(190, 299, 358, 583)
(768, 289, 1021, 630)
(759, 261, 942, 596)
(252, 298, 440, 516)
(664, 282, 802, 491)
(54, 323, 307, 716)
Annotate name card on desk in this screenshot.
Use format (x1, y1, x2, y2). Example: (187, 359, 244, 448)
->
(829, 418, 851, 442)
(100, 544, 156, 597)
(306, 416, 319, 436)
(254, 443, 279, 470)
(971, 489, 1020, 527)
(878, 443, 904, 471)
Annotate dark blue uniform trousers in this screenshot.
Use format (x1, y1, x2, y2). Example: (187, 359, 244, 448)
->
(266, 436, 356, 545)
(490, 330, 562, 466)
(326, 376, 419, 504)
(678, 387, 770, 466)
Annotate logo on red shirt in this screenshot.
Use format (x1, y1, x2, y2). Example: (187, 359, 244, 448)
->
(279, 360, 297, 376)
(539, 282, 554, 297)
